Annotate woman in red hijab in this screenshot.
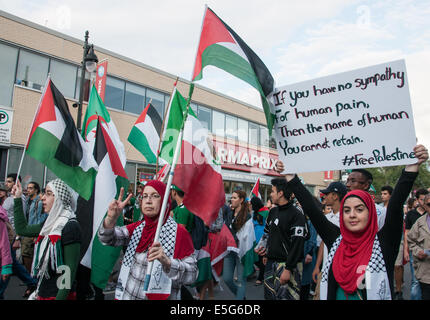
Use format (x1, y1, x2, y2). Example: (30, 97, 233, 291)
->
(275, 144, 428, 300)
(98, 180, 197, 300)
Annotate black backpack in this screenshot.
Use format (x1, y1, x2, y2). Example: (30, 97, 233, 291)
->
(190, 215, 208, 250)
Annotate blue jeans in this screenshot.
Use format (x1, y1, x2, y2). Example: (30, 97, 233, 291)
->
(0, 246, 37, 299)
(222, 252, 246, 300)
(409, 251, 422, 300)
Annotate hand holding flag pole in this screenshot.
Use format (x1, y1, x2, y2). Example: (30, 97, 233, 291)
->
(143, 83, 195, 292)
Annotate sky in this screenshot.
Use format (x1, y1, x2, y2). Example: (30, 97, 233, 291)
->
(1, 0, 429, 149)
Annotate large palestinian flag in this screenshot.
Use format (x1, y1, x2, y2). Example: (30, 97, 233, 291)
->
(192, 6, 275, 135)
(26, 78, 97, 200)
(77, 86, 128, 290)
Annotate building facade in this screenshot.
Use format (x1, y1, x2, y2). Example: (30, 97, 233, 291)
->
(0, 10, 338, 202)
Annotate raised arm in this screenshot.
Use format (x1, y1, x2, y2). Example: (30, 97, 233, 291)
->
(381, 145, 427, 242)
(277, 161, 340, 247)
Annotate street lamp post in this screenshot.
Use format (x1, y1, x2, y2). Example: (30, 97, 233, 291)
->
(74, 30, 98, 133)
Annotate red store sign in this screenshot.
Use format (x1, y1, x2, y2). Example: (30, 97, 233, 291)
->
(213, 139, 280, 176)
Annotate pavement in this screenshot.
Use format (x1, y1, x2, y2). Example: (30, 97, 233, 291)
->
(3, 264, 412, 300)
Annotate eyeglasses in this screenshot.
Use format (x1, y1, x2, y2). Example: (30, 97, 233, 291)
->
(142, 193, 161, 200)
(426, 203, 430, 207)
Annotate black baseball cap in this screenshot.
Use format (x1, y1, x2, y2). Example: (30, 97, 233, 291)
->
(320, 182, 347, 200)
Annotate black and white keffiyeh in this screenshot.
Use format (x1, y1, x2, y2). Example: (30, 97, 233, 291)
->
(115, 217, 177, 300)
(320, 235, 391, 300)
(30, 179, 77, 299)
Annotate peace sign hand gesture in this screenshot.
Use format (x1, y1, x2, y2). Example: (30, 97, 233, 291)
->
(104, 187, 133, 229)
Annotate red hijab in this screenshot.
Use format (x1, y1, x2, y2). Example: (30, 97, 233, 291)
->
(126, 180, 171, 253)
(332, 190, 378, 294)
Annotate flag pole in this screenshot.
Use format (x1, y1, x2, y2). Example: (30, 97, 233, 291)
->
(155, 78, 178, 173)
(143, 83, 194, 292)
(190, 4, 208, 81)
(17, 75, 51, 180)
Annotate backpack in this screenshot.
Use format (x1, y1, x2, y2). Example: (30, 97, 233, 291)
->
(190, 215, 208, 250)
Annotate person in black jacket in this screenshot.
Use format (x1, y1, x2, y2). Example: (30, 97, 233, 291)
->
(276, 144, 428, 300)
(256, 178, 308, 300)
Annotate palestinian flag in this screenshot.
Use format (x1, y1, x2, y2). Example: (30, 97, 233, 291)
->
(210, 224, 239, 279)
(127, 102, 162, 164)
(77, 87, 128, 290)
(193, 224, 239, 286)
(192, 6, 275, 135)
(172, 105, 225, 227)
(26, 78, 97, 200)
(257, 206, 270, 220)
(250, 178, 261, 198)
(192, 248, 212, 287)
(236, 218, 258, 278)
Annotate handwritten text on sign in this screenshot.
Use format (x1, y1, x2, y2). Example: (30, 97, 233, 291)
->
(273, 60, 417, 173)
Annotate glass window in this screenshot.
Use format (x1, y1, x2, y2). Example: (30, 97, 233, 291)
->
(249, 122, 259, 146)
(16, 50, 49, 91)
(49, 59, 77, 99)
(75, 67, 90, 102)
(125, 162, 137, 193)
(146, 88, 164, 120)
(137, 164, 155, 185)
(0, 43, 18, 107)
(45, 168, 58, 186)
(260, 125, 269, 147)
(198, 105, 211, 131)
(105, 76, 125, 111)
(212, 110, 225, 137)
(7, 148, 44, 189)
(269, 137, 276, 149)
(190, 103, 198, 116)
(225, 115, 237, 140)
(238, 118, 248, 143)
(125, 82, 146, 115)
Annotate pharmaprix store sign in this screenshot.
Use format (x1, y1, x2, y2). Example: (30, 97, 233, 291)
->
(214, 141, 279, 176)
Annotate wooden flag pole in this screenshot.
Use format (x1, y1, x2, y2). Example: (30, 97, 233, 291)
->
(143, 83, 194, 292)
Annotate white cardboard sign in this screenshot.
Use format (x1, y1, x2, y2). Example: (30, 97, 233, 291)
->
(272, 60, 417, 173)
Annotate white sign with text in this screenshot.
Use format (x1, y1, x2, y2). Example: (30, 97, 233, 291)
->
(272, 60, 417, 173)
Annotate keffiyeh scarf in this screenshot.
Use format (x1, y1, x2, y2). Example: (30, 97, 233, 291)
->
(31, 179, 76, 282)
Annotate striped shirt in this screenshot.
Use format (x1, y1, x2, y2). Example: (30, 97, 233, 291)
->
(98, 223, 197, 300)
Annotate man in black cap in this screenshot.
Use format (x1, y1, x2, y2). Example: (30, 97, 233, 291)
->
(311, 181, 347, 299)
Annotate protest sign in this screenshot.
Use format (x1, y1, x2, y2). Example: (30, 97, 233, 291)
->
(272, 59, 417, 173)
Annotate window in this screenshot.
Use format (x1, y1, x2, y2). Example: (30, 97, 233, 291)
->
(269, 137, 277, 149)
(75, 67, 90, 102)
(7, 148, 44, 188)
(16, 50, 49, 90)
(45, 168, 58, 185)
(105, 76, 125, 111)
(190, 103, 198, 116)
(125, 162, 137, 193)
(249, 122, 259, 146)
(237, 118, 248, 143)
(125, 82, 146, 115)
(146, 88, 164, 120)
(260, 125, 269, 147)
(50, 59, 77, 98)
(212, 110, 225, 137)
(198, 105, 211, 131)
(0, 43, 18, 107)
(225, 115, 237, 140)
